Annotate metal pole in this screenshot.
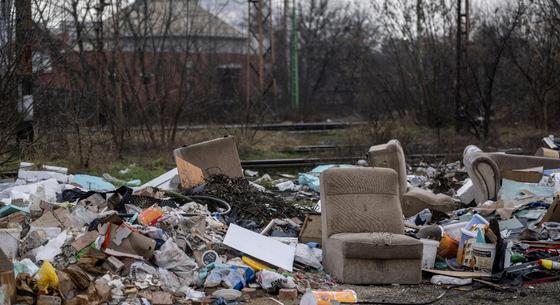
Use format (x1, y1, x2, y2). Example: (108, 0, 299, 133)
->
(246, 0, 251, 113)
(15, 0, 33, 141)
(291, 0, 299, 109)
(455, 0, 462, 128)
(256, 0, 265, 92)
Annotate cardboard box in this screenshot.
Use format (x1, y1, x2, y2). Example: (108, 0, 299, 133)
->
(502, 167, 543, 183)
(174, 136, 243, 189)
(541, 194, 560, 225)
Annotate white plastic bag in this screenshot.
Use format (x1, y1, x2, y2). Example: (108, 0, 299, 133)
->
(154, 240, 198, 285)
(256, 269, 296, 290)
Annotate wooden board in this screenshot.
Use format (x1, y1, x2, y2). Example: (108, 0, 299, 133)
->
(299, 214, 322, 244)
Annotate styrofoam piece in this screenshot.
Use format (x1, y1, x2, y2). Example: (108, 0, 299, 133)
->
(223, 224, 296, 271)
(457, 179, 474, 204)
(18, 170, 70, 183)
(0, 226, 21, 260)
(140, 168, 178, 190)
(1, 178, 62, 204)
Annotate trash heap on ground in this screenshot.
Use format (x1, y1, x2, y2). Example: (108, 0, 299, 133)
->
(3, 136, 560, 305)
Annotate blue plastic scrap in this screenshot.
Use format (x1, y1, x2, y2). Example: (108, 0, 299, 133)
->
(498, 178, 555, 200)
(72, 174, 116, 191)
(298, 164, 353, 193)
(0, 204, 29, 218)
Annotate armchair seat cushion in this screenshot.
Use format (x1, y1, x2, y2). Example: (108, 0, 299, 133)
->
(328, 232, 423, 260)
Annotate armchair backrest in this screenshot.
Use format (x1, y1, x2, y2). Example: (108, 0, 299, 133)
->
(367, 139, 408, 197)
(320, 167, 404, 242)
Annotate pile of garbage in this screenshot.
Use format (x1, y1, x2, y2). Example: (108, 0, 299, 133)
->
(0, 162, 325, 305)
(4, 136, 560, 305)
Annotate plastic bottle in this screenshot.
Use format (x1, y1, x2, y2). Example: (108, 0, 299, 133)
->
(538, 259, 560, 270)
(299, 289, 358, 305)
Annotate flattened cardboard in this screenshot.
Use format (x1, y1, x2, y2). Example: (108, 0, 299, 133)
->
(540, 194, 560, 225)
(502, 167, 543, 183)
(223, 224, 295, 271)
(175, 157, 205, 189)
(105, 224, 155, 260)
(71, 231, 99, 251)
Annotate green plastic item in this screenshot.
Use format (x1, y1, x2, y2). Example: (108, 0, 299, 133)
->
(511, 254, 528, 264)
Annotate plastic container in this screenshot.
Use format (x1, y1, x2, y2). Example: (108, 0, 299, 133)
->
(300, 290, 358, 305)
(442, 222, 468, 240)
(437, 233, 459, 258)
(457, 228, 477, 264)
(538, 259, 560, 270)
(420, 239, 440, 269)
(465, 214, 489, 230)
(470, 242, 496, 271)
(0, 226, 21, 260)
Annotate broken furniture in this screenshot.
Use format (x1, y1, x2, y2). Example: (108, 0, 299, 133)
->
(368, 139, 458, 217)
(463, 145, 560, 204)
(320, 167, 423, 284)
(174, 136, 243, 189)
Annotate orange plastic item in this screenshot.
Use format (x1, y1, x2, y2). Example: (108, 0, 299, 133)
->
(304, 290, 358, 305)
(138, 207, 164, 226)
(437, 233, 459, 258)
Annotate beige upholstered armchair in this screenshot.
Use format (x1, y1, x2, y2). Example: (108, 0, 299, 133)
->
(463, 145, 560, 204)
(320, 167, 423, 284)
(368, 140, 459, 217)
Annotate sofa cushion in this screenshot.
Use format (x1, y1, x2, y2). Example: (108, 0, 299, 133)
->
(328, 232, 423, 260)
(401, 187, 459, 217)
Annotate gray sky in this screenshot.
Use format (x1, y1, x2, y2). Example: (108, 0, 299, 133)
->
(200, 0, 507, 29)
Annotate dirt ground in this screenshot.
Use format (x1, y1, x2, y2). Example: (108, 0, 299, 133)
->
(245, 280, 560, 305)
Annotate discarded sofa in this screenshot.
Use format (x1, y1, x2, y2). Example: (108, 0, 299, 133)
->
(368, 139, 458, 217)
(320, 167, 423, 284)
(174, 136, 243, 189)
(463, 145, 560, 204)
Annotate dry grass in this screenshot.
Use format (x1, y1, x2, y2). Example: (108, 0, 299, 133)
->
(19, 122, 557, 182)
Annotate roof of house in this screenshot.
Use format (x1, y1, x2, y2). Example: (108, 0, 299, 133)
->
(111, 0, 245, 39)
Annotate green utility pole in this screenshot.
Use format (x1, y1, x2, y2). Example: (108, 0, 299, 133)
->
(291, 0, 299, 110)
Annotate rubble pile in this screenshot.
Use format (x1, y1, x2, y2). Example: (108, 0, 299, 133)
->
(410, 161, 469, 195)
(190, 175, 307, 228)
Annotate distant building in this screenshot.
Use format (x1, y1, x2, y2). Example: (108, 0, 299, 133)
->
(36, 0, 249, 124)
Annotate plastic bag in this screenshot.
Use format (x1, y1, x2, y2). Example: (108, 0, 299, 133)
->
(34, 230, 68, 262)
(36, 261, 59, 293)
(295, 244, 323, 269)
(256, 269, 296, 291)
(71, 203, 99, 227)
(154, 240, 198, 285)
(138, 207, 164, 226)
(199, 263, 254, 290)
(204, 267, 246, 289)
